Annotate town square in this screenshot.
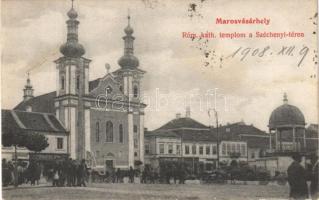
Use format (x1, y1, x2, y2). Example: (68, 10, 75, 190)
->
(1, 0, 318, 199)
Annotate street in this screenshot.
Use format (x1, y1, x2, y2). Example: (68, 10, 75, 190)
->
(3, 183, 289, 200)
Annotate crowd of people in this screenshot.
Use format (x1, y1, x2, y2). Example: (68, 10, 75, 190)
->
(2, 158, 88, 187)
(2, 159, 41, 186)
(3, 154, 319, 199)
(46, 158, 88, 187)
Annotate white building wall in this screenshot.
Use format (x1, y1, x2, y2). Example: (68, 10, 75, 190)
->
(41, 135, 68, 154)
(84, 109, 91, 153)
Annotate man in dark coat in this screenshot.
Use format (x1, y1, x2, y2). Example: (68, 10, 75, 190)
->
(65, 158, 72, 187)
(115, 168, 121, 183)
(129, 166, 135, 183)
(310, 154, 318, 200)
(77, 159, 87, 187)
(287, 153, 309, 199)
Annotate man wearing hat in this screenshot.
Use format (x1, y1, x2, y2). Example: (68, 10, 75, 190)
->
(287, 153, 309, 199)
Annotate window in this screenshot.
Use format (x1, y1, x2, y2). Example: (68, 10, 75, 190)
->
(96, 122, 100, 142)
(185, 145, 190, 155)
(192, 145, 196, 155)
(176, 145, 181, 155)
(159, 144, 164, 154)
(226, 128, 230, 132)
(61, 76, 65, 90)
(168, 144, 173, 154)
(76, 75, 80, 90)
(206, 146, 210, 155)
(226, 143, 231, 155)
(119, 124, 124, 143)
(251, 152, 255, 159)
(241, 144, 246, 156)
(96, 151, 100, 158)
(57, 138, 63, 149)
(134, 125, 138, 133)
(145, 144, 150, 154)
(119, 85, 123, 92)
(134, 152, 138, 157)
(105, 121, 113, 142)
(222, 143, 226, 155)
(133, 85, 138, 98)
(199, 146, 204, 155)
(231, 143, 236, 153)
(134, 138, 138, 148)
(212, 145, 217, 155)
(106, 86, 112, 95)
(236, 143, 240, 153)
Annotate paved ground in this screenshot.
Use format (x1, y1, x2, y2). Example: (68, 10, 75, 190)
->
(3, 183, 289, 200)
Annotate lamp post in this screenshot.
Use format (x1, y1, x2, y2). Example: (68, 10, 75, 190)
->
(209, 109, 220, 169)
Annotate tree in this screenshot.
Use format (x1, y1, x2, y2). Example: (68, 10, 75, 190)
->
(24, 133, 49, 153)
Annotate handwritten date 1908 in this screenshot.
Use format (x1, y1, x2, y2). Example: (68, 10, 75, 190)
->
(227, 45, 309, 67)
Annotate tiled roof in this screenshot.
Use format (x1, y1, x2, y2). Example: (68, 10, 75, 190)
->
(175, 129, 216, 142)
(14, 78, 102, 114)
(215, 122, 268, 141)
(145, 130, 179, 138)
(14, 91, 56, 114)
(148, 121, 271, 146)
(145, 129, 217, 142)
(1, 109, 67, 135)
(2, 109, 21, 134)
(240, 135, 270, 149)
(155, 117, 208, 131)
(89, 78, 101, 91)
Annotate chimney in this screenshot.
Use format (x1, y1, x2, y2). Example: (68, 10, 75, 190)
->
(185, 106, 191, 118)
(176, 113, 181, 119)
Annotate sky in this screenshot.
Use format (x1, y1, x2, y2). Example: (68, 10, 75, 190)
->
(1, 0, 318, 131)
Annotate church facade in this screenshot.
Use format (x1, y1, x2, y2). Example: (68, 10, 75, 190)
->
(14, 4, 146, 169)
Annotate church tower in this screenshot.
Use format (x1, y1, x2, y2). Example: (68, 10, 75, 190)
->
(54, 0, 91, 159)
(23, 72, 34, 101)
(116, 15, 146, 167)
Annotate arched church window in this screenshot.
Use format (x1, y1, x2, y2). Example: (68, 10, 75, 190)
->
(96, 122, 100, 142)
(119, 124, 124, 143)
(133, 85, 138, 98)
(76, 75, 80, 90)
(134, 125, 138, 133)
(61, 76, 65, 90)
(106, 121, 113, 142)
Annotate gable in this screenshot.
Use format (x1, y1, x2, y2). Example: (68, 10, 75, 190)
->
(89, 74, 128, 101)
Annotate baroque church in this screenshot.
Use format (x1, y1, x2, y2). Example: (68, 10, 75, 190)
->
(14, 3, 146, 169)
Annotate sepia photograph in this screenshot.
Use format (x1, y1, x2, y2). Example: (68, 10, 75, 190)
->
(1, 0, 318, 199)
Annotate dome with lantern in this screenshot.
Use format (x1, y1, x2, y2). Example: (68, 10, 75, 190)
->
(269, 93, 305, 129)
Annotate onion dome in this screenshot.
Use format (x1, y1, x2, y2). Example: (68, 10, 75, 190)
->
(67, 7, 78, 19)
(118, 15, 139, 69)
(118, 54, 139, 68)
(59, 2, 85, 58)
(60, 42, 85, 58)
(269, 93, 305, 129)
(124, 24, 134, 35)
